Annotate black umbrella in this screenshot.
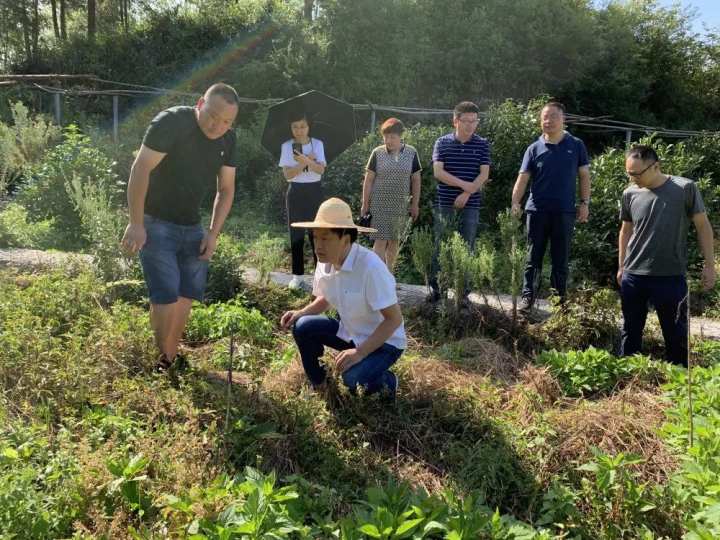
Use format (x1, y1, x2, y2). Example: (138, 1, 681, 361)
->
(261, 90, 357, 164)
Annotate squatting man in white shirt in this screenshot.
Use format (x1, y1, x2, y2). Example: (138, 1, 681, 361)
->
(280, 198, 406, 399)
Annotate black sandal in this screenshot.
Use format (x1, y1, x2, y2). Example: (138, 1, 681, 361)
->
(155, 352, 174, 372)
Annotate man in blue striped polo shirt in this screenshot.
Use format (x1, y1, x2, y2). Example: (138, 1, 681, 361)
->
(428, 101, 491, 301)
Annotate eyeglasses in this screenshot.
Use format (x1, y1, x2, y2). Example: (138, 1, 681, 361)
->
(626, 161, 656, 178)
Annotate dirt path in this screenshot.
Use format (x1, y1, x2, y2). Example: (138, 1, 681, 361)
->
(1, 248, 718, 340)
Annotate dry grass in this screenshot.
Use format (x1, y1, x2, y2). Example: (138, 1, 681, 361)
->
(546, 385, 676, 483)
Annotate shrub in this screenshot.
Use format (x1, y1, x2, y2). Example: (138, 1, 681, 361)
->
(409, 225, 433, 291)
(0, 203, 54, 249)
(66, 173, 130, 282)
(18, 125, 123, 250)
(0, 102, 61, 194)
(206, 233, 247, 303)
(438, 232, 473, 310)
(537, 287, 621, 351)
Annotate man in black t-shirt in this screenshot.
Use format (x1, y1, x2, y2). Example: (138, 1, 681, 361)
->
(121, 83, 240, 370)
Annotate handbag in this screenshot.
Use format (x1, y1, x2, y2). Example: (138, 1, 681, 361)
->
(358, 212, 372, 227)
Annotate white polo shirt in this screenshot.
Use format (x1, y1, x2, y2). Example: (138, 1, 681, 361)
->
(312, 243, 406, 350)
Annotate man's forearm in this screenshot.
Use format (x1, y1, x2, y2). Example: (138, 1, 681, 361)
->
(511, 175, 529, 206)
(697, 219, 715, 265)
(299, 296, 329, 317)
(127, 166, 150, 225)
(579, 169, 591, 200)
(435, 169, 470, 191)
(208, 188, 234, 236)
(618, 228, 630, 270)
(355, 313, 402, 358)
(410, 173, 421, 206)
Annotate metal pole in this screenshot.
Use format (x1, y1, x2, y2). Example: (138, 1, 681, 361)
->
(54, 93, 61, 125)
(113, 95, 119, 143)
(625, 129, 632, 147)
(370, 106, 376, 133)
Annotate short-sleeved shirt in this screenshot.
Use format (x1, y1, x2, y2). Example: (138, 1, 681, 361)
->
(620, 176, 705, 276)
(366, 144, 421, 174)
(312, 243, 406, 350)
(520, 132, 589, 213)
(278, 138, 326, 183)
(431, 133, 491, 209)
(142, 106, 239, 225)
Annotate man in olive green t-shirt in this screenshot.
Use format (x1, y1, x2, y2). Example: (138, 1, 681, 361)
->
(120, 83, 240, 371)
(618, 144, 716, 365)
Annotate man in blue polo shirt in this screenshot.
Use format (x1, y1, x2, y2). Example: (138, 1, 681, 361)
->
(428, 101, 491, 301)
(511, 101, 591, 313)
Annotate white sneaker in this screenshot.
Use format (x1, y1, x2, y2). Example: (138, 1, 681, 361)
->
(288, 275, 304, 289)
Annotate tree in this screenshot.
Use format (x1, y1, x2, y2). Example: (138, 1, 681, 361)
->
(87, 0, 96, 38)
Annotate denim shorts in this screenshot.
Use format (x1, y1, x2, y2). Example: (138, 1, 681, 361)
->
(139, 214, 208, 304)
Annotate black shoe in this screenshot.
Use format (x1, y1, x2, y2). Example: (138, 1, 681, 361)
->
(426, 288, 441, 303)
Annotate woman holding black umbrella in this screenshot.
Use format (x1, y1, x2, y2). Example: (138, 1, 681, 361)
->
(279, 112, 326, 289)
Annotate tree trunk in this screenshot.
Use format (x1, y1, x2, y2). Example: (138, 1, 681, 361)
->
(31, 0, 39, 60)
(60, 0, 67, 40)
(50, 0, 60, 40)
(303, 0, 314, 21)
(20, 3, 31, 61)
(87, 0, 96, 39)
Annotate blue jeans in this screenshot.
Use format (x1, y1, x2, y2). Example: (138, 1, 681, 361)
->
(620, 273, 688, 365)
(292, 315, 402, 395)
(429, 205, 480, 293)
(139, 214, 208, 304)
(521, 211, 576, 300)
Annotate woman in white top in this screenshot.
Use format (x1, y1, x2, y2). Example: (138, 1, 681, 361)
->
(279, 112, 327, 289)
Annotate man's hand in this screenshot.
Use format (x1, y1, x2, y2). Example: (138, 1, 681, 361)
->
(616, 268, 624, 287)
(280, 310, 302, 330)
(577, 203, 590, 223)
(701, 263, 717, 291)
(511, 202, 522, 218)
(454, 191, 470, 209)
(335, 348, 364, 373)
(361, 203, 369, 216)
(199, 231, 218, 261)
(410, 204, 419, 221)
(121, 223, 146, 255)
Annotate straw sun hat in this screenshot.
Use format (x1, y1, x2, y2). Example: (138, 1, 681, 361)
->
(291, 197, 377, 233)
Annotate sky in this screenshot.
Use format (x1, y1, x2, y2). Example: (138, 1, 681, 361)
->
(657, 0, 720, 37)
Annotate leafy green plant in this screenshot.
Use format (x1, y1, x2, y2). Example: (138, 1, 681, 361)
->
(0, 421, 84, 539)
(66, 173, 130, 282)
(538, 287, 621, 351)
(104, 453, 153, 518)
(410, 226, 434, 292)
(245, 232, 286, 286)
(185, 298, 273, 345)
(206, 233, 247, 302)
(163, 467, 303, 539)
(0, 202, 54, 248)
(536, 347, 662, 397)
(576, 449, 658, 538)
(438, 232, 473, 311)
(0, 101, 61, 193)
(18, 125, 123, 250)
(497, 209, 526, 321)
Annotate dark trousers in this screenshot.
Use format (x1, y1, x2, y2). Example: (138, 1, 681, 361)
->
(620, 273, 688, 365)
(287, 182, 323, 275)
(429, 205, 480, 293)
(292, 315, 402, 394)
(521, 211, 575, 300)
